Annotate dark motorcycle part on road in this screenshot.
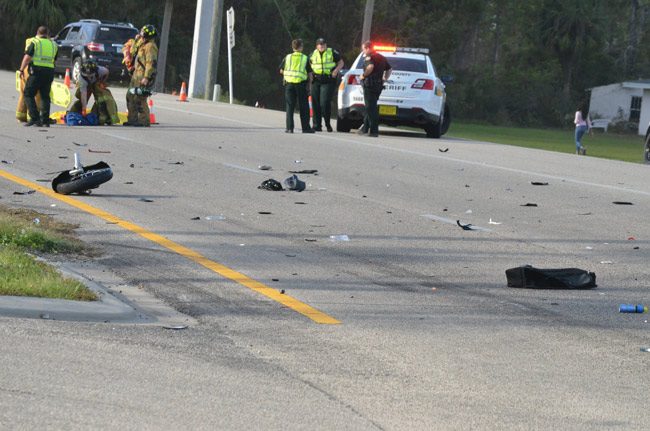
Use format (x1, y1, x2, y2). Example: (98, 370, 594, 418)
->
(258, 179, 284, 191)
(284, 175, 306, 192)
(52, 161, 113, 195)
(506, 265, 597, 289)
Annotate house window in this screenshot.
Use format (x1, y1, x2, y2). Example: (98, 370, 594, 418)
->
(630, 96, 642, 122)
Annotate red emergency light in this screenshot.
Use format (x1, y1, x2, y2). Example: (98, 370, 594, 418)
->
(373, 44, 397, 52)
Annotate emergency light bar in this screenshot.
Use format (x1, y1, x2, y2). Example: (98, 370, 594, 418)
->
(373, 45, 430, 54)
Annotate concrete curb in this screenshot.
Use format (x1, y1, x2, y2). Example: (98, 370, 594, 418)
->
(0, 257, 196, 326)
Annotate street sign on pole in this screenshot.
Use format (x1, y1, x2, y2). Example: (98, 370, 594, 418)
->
(227, 7, 235, 104)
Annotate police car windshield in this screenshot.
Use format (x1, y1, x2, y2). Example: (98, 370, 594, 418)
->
(94, 26, 138, 43)
(354, 55, 428, 73)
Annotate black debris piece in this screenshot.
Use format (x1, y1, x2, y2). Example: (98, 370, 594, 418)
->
(139, 198, 154, 203)
(258, 179, 284, 191)
(45, 136, 54, 140)
(288, 169, 318, 174)
(521, 203, 538, 207)
(258, 211, 272, 215)
(294, 202, 306, 205)
(162, 325, 188, 330)
(129, 163, 135, 168)
(456, 220, 475, 231)
(36, 179, 50, 183)
(1, 160, 14, 164)
(280, 289, 285, 294)
(438, 148, 449, 153)
(465, 184, 470, 188)
(89, 149, 111, 154)
(613, 201, 634, 205)
(305, 238, 317, 242)
(58, 156, 68, 159)
(73, 142, 87, 147)
(169, 161, 184, 165)
(531, 181, 549, 186)
(13, 190, 36, 195)
(191, 216, 201, 220)
(506, 265, 597, 289)
(578, 212, 592, 216)
(52, 162, 113, 195)
(124, 181, 134, 184)
(258, 165, 272, 170)
(272, 278, 279, 282)
(634, 246, 640, 250)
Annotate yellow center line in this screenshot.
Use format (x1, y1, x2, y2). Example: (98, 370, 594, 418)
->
(0, 169, 341, 325)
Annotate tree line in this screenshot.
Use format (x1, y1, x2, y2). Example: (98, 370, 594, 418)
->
(1, 0, 649, 127)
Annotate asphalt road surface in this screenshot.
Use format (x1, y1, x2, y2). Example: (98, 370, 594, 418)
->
(1, 70, 649, 430)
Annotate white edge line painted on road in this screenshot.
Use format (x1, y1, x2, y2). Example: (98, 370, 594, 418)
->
(421, 214, 492, 232)
(155, 104, 650, 198)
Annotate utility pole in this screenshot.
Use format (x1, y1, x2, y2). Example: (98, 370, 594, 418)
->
(188, 0, 217, 98)
(204, 0, 224, 100)
(155, 0, 173, 93)
(362, 0, 375, 43)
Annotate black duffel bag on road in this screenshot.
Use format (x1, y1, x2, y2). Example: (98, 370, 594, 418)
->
(506, 265, 597, 289)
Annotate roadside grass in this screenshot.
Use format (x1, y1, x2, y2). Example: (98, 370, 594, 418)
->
(447, 122, 646, 163)
(0, 205, 97, 301)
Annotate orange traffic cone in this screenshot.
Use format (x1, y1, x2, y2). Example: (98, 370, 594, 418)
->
(308, 95, 313, 118)
(64, 68, 71, 88)
(148, 98, 157, 124)
(178, 82, 188, 102)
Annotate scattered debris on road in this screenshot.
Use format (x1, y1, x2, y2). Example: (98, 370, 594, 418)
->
(284, 175, 306, 192)
(600, 261, 613, 264)
(488, 218, 502, 225)
(612, 201, 634, 205)
(13, 190, 36, 195)
(289, 169, 318, 174)
(329, 235, 350, 242)
(258, 165, 272, 170)
(163, 325, 188, 330)
(531, 181, 549, 186)
(72, 142, 87, 147)
(258, 211, 272, 215)
(438, 148, 449, 152)
(191, 216, 201, 220)
(619, 304, 647, 313)
(305, 238, 317, 242)
(52, 154, 113, 195)
(139, 198, 154, 203)
(258, 179, 283, 191)
(641, 347, 650, 352)
(456, 220, 475, 231)
(506, 265, 597, 289)
(1, 160, 15, 164)
(88, 149, 111, 154)
(294, 201, 306, 205)
(204, 215, 225, 221)
(168, 161, 184, 165)
(521, 203, 538, 207)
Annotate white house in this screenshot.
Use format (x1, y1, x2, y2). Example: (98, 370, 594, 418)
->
(589, 80, 650, 135)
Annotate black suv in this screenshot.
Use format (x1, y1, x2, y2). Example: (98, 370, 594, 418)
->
(53, 19, 139, 81)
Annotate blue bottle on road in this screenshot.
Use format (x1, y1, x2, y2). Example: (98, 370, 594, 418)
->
(619, 304, 648, 313)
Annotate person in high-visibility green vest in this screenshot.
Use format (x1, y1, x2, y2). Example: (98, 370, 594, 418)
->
(19, 26, 58, 127)
(16, 35, 43, 122)
(309, 38, 344, 132)
(279, 39, 314, 133)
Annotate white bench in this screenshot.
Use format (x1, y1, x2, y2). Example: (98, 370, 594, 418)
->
(590, 118, 611, 132)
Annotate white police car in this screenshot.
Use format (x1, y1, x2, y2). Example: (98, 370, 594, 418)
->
(337, 45, 451, 138)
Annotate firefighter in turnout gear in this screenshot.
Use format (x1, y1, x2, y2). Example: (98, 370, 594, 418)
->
(69, 59, 119, 125)
(19, 26, 58, 127)
(279, 39, 314, 133)
(309, 38, 343, 132)
(16, 34, 43, 122)
(125, 25, 158, 127)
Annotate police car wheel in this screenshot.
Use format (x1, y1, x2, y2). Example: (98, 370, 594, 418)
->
(644, 133, 650, 164)
(441, 105, 451, 136)
(424, 121, 442, 139)
(336, 116, 351, 133)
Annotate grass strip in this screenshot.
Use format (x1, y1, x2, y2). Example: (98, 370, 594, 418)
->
(0, 205, 96, 301)
(447, 122, 646, 163)
(0, 245, 96, 301)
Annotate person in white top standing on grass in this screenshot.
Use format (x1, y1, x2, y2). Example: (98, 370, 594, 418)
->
(574, 105, 592, 155)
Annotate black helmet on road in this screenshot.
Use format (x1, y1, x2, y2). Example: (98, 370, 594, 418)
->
(141, 24, 157, 38)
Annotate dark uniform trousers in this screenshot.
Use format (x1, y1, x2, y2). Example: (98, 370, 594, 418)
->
(311, 79, 335, 129)
(285, 81, 310, 131)
(24, 66, 54, 123)
(362, 84, 382, 135)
